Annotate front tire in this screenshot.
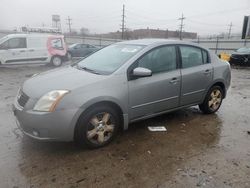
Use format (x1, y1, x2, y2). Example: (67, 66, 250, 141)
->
(51, 56, 62, 67)
(199, 86, 223, 114)
(75, 105, 120, 149)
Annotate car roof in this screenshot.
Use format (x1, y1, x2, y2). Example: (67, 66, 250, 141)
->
(118, 38, 200, 47)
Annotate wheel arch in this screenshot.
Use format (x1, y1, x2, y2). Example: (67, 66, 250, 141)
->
(85, 101, 124, 123)
(211, 81, 226, 98)
(201, 80, 227, 104)
(73, 100, 126, 140)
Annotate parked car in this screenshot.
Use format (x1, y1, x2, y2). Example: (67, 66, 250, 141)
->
(0, 34, 67, 66)
(67, 43, 99, 59)
(230, 47, 250, 66)
(13, 39, 231, 148)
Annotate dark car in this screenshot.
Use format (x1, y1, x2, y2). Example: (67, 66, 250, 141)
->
(67, 43, 99, 59)
(230, 47, 250, 66)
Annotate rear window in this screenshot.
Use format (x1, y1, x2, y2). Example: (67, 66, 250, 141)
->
(51, 38, 63, 50)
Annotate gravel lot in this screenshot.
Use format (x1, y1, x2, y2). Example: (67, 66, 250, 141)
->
(0, 64, 249, 188)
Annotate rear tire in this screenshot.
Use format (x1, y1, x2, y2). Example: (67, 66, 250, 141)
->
(51, 56, 62, 67)
(74, 105, 120, 149)
(199, 86, 223, 114)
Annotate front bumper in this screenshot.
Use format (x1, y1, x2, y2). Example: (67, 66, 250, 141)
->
(12, 102, 80, 142)
(230, 55, 250, 66)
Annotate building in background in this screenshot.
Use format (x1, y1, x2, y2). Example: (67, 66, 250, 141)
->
(98, 28, 197, 40)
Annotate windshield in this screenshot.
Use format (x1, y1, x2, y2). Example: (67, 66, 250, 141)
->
(236, 48, 250, 53)
(0, 36, 8, 44)
(76, 44, 145, 74)
(69, 44, 78, 48)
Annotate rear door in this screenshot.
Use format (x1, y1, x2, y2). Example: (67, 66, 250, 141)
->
(128, 45, 181, 120)
(0, 37, 27, 64)
(179, 45, 213, 106)
(26, 36, 48, 63)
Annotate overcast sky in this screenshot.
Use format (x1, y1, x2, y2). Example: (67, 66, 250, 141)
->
(0, 0, 249, 36)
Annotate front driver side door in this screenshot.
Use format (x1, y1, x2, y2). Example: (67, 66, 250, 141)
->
(1, 37, 27, 64)
(73, 44, 82, 57)
(128, 45, 181, 120)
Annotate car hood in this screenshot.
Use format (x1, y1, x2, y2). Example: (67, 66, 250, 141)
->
(22, 65, 107, 99)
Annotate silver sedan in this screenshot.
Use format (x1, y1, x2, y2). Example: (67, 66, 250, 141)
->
(13, 39, 231, 148)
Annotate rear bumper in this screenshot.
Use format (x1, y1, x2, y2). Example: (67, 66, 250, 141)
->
(12, 102, 79, 141)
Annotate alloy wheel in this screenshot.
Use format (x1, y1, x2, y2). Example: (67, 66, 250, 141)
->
(86, 112, 115, 144)
(208, 89, 222, 111)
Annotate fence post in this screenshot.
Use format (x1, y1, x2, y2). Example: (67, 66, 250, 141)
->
(197, 36, 200, 44)
(215, 36, 219, 54)
(244, 38, 247, 47)
(99, 37, 102, 47)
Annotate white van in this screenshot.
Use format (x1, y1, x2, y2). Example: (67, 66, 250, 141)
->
(0, 34, 67, 66)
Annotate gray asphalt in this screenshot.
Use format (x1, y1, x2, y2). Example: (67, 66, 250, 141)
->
(0, 64, 249, 188)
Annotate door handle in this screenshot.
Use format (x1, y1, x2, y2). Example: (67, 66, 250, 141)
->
(29, 49, 35, 52)
(19, 50, 25, 52)
(169, 77, 178, 84)
(204, 69, 211, 75)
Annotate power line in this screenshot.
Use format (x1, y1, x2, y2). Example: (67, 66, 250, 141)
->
(126, 9, 177, 22)
(121, 4, 126, 39)
(228, 22, 233, 39)
(186, 19, 228, 27)
(178, 13, 185, 40)
(188, 6, 249, 19)
(66, 16, 72, 33)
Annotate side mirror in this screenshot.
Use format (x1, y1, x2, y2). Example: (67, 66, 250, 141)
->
(132, 67, 152, 78)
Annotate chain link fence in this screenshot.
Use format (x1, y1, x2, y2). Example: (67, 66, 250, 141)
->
(1, 31, 250, 54)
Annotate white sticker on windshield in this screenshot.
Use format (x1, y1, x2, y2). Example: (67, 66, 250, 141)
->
(121, 48, 139, 53)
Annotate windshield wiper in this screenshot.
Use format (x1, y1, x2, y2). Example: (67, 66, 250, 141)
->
(77, 65, 101, 75)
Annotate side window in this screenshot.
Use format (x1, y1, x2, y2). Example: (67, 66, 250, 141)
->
(81, 44, 88, 48)
(202, 50, 209, 64)
(137, 46, 177, 74)
(8, 38, 27, 49)
(180, 46, 203, 68)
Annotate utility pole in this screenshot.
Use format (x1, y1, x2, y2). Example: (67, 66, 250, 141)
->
(121, 4, 125, 40)
(66, 16, 72, 34)
(228, 22, 233, 39)
(178, 13, 185, 40)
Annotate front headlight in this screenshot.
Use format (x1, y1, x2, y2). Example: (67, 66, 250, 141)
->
(33, 90, 70, 112)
